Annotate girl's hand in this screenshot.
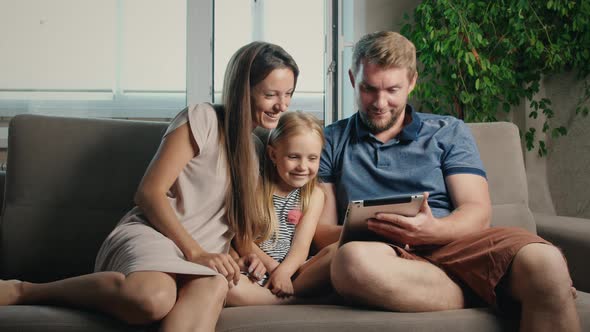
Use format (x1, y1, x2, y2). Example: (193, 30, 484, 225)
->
(265, 266, 294, 297)
(237, 253, 267, 281)
(190, 252, 241, 287)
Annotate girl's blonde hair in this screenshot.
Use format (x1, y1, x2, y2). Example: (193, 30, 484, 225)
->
(218, 42, 299, 252)
(257, 111, 325, 243)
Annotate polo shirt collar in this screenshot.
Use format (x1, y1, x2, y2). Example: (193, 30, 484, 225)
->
(354, 104, 421, 142)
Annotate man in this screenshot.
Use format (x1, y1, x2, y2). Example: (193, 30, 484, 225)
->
(315, 31, 580, 331)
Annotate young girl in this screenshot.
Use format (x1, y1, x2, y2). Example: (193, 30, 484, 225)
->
(0, 41, 298, 331)
(227, 111, 336, 306)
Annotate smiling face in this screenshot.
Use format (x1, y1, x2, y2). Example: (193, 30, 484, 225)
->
(350, 60, 416, 140)
(251, 68, 296, 129)
(268, 131, 323, 195)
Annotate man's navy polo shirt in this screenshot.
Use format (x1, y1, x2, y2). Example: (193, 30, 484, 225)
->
(319, 105, 487, 225)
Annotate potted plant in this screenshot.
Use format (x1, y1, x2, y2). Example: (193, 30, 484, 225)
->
(401, 0, 589, 156)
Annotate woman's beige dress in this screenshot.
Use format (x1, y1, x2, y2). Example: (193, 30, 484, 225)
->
(94, 103, 233, 276)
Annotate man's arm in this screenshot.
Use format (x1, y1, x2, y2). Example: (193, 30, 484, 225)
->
(367, 173, 491, 246)
(312, 183, 343, 250)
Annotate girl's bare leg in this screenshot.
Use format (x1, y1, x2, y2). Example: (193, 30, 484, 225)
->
(292, 243, 337, 297)
(226, 275, 296, 306)
(0, 271, 177, 325)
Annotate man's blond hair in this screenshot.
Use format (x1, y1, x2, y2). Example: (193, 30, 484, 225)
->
(351, 31, 417, 80)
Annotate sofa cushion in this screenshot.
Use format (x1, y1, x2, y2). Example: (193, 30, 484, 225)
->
(467, 122, 536, 232)
(0, 115, 167, 281)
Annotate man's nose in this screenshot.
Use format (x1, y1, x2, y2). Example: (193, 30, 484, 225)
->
(373, 91, 388, 109)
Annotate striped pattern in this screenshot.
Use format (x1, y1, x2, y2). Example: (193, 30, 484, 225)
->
(258, 188, 301, 262)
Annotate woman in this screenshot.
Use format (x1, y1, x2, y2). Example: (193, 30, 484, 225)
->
(0, 41, 299, 332)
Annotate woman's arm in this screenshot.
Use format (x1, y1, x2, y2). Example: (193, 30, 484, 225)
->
(134, 122, 240, 282)
(134, 123, 203, 259)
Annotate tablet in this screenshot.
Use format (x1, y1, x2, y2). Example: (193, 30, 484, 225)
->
(338, 194, 425, 247)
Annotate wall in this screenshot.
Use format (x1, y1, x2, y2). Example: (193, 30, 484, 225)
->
(544, 74, 590, 218)
(359, 0, 589, 218)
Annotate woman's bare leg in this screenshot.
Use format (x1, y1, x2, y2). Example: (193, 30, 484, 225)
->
(1, 271, 177, 325)
(160, 275, 228, 332)
(0, 280, 22, 306)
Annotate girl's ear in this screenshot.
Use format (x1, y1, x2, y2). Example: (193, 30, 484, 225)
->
(267, 145, 278, 164)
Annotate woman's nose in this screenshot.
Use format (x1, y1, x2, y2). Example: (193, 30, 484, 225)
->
(275, 96, 289, 112)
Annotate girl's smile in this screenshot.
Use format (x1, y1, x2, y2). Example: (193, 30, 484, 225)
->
(268, 130, 323, 196)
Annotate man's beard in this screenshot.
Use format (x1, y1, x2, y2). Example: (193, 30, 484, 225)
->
(359, 109, 399, 134)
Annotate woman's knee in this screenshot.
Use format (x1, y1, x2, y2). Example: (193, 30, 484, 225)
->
(120, 274, 178, 324)
(204, 275, 230, 301)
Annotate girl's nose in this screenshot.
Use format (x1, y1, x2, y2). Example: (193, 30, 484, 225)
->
(294, 161, 304, 170)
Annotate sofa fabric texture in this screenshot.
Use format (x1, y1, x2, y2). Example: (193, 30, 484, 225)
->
(0, 114, 588, 331)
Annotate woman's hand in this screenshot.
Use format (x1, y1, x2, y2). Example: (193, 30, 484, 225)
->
(265, 265, 294, 297)
(237, 253, 267, 281)
(190, 252, 241, 287)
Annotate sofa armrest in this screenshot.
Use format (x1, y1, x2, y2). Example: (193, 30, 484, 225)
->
(534, 213, 590, 292)
(0, 170, 5, 216)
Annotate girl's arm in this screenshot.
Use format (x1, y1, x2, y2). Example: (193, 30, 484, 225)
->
(235, 241, 280, 273)
(135, 123, 240, 283)
(250, 243, 281, 273)
(274, 187, 325, 278)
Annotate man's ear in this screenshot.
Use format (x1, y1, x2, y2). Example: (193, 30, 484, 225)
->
(408, 72, 418, 93)
(348, 69, 356, 88)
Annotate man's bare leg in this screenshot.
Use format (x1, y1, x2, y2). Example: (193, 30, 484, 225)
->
(508, 243, 580, 332)
(0, 271, 177, 324)
(160, 275, 228, 332)
(330, 241, 464, 311)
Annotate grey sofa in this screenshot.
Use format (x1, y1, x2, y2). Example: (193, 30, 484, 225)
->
(0, 114, 589, 331)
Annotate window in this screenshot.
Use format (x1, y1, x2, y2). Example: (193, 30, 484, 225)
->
(213, 0, 326, 121)
(0, 0, 347, 127)
(0, 0, 187, 119)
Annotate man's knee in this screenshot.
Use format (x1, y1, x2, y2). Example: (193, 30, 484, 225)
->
(511, 243, 572, 304)
(331, 242, 395, 294)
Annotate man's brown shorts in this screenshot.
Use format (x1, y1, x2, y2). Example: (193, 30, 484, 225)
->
(389, 226, 552, 308)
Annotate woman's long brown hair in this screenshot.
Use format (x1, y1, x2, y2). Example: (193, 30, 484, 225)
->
(219, 42, 299, 252)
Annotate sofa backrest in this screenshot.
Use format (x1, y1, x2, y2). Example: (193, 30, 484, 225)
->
(467, 122, 536, 233)
(0, 114, 167, 282)
(0, 115, 536, 282)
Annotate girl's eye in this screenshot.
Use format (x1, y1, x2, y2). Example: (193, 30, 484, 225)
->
(288, 155, 298, 159)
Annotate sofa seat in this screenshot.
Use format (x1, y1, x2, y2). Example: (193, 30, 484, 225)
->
(1, 292, 589, 332)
